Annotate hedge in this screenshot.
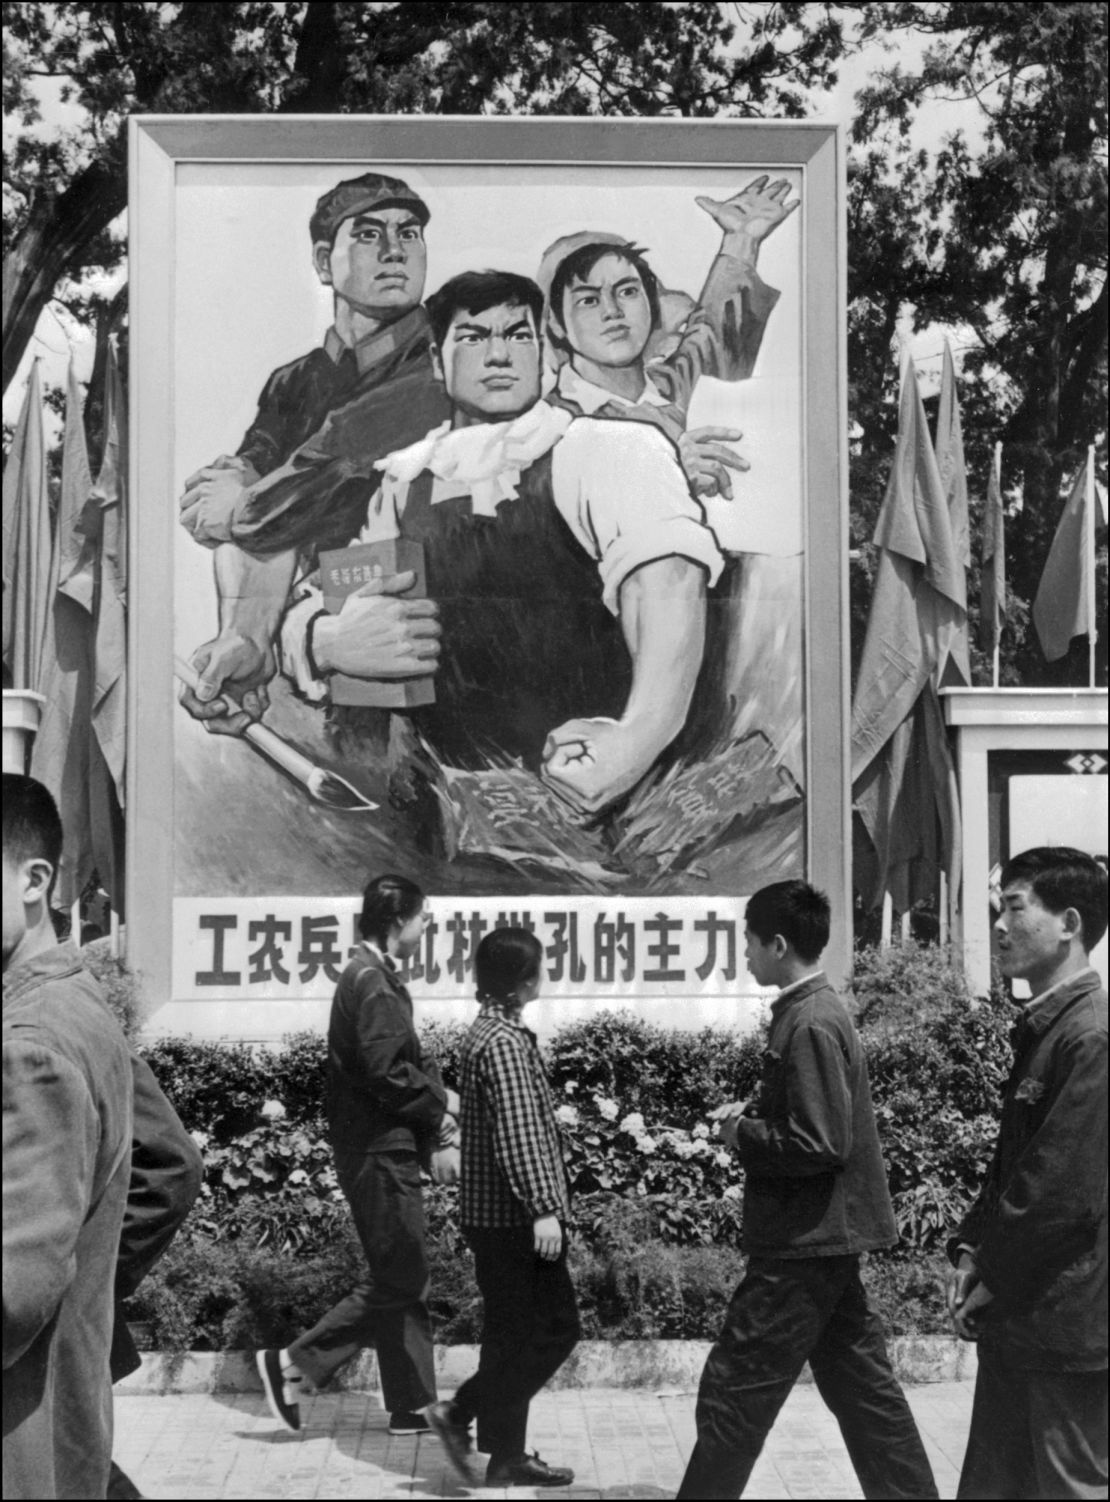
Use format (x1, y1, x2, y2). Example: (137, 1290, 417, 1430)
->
(116, 941, 1014, 1351)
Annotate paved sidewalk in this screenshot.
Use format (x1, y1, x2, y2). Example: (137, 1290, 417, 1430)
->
(116, 1381, 972, 1498)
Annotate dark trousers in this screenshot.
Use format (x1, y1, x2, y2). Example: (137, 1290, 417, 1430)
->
(452, 1225, 580, 1464)
(677, 1254, 938, 1500)
(958, 1346, 1108, 1499)
(288, 1149, 435, 1412)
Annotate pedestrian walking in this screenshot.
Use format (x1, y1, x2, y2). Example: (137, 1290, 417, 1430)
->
(3, 775, 133, 1500)
(677, 879, 938, 1500)
(107, 1053, 204, 1499)
(946, 846, 1107, 1500)
(427, 927, 580, 1488)
(256, 874, 457, 1435)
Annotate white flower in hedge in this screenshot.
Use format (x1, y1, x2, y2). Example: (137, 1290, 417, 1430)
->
(714, 1149, 732, 1168)
(673, 1138, 699, 1160)
(556, 1103, 579, 1127)
(619, 1111, 645, 1136)
(260, 1099, 286, 1121)
(692, 1122, 710, 1140)
(189, 1129, 210, 1150)
(637, 1134, 658, 1154)
(564, 1080, 577, 1094)
(595, 1096, 619, 1121)
(722, 1184, 742, 1201)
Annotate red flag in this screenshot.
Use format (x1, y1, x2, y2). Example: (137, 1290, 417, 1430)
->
(933, 340, 971, 684)
(30, 361, 97, 907)
(2, 361, 51, 690)
(978, 442, 1006, 656)
(852, 348, 964, 911)
(1032, 454, 1103, 663)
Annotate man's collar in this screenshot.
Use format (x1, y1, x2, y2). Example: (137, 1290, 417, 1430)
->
(323, 307, 431, 373)
(557, 360, 670, 414)
(1023, 967, 1101, 1034)
(3, 939, 84, 1004)
(771, 970, 828, 1007)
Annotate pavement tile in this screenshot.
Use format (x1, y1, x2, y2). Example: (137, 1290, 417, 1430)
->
(116, 1381, 972, 1499)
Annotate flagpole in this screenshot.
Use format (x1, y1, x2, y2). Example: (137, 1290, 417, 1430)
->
(992, 442, 1002, 689)
(1087, 444, 1097, 689)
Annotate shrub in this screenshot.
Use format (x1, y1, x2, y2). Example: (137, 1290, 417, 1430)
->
(83, 940, 143, 1038)
(851, 941, 1014, 1249)
(545, 1009, 766, 1121)
(141, 1037, 276, 1140)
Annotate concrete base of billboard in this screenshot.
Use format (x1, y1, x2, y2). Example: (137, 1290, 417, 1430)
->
(116, 1335, 979, 1394)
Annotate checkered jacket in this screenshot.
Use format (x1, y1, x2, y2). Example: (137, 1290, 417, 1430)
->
(459, 1007, 571, 1228)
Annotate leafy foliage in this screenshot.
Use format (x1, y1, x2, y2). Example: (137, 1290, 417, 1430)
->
(847, 1, 1108, 688)
(128, 955, 1017, 1350)
(2, 0, 851, 388)
(851, 940, 1014, 1248)
(81, 936, 143, 1037)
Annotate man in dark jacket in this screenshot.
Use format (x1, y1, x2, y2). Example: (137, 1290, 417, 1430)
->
(256, 874, 457, 1437)
(3, 775, 133, 1501)
(677, 879, 937, 1500)
(946, 846, 1108, 1500)
(106, 1053, 204, 1500)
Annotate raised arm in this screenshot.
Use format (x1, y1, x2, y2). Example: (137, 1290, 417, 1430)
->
(655, 174, 797, 411)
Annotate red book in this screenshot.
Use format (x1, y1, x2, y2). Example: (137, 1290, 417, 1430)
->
(317, 539, 436, 708)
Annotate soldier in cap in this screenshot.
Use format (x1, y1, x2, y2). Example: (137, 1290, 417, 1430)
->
(178, 171, 449, 733)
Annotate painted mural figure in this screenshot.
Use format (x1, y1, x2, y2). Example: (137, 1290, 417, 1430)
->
(177, 172, 792, 737)
(541, 173, 797, 499)
(173, 167, 805, 897)
(279, 269, 723, 831)
(178, 173, 448, 734)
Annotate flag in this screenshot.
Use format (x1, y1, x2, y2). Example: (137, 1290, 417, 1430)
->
(1, 360, 51, 690)
(933, 340, 971, 684)
(1032, 454, 1103, 663)
(978, 442, 1006, 655)
(53, 340, 128, 913)
(852, 347, 965, 911)
(30, 360, 96, 907)
(90, 336, 128, 803)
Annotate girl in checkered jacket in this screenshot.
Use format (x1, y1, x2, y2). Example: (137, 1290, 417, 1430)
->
(426, 928, 580, 1489)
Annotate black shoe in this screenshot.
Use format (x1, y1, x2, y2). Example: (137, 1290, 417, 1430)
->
(485, 1451, 575, 1487)
(255, 1348, 301, 1432)
(426, 1399, 477, 1483)
(107, 1460, 144, 1500)
(388, 1409, 432, 1436)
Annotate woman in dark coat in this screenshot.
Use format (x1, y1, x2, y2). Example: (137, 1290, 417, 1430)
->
(256, 874, 457, 1435)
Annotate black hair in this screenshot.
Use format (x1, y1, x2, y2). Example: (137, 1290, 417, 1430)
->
(547, 242, 661, 355)
(359, 873, 424, 948)
(745, 880, 831, 965)
(2, 774, 63, 893)
(474, 926, 543, 1006)
(425, 270, 545, 349)
(1001, 846, 1109, 951)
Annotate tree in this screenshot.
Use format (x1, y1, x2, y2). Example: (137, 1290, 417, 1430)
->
(2, 0, 851, 392)
(848, 2, 1107, 685)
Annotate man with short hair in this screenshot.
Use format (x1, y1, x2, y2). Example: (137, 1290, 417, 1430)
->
(179, 170, 449, 733)
(3, 775, 133, 1500)
(279, 268, 725, 816)
(678, 879, 937, 1500)
(946, 846, 1108, 1500)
